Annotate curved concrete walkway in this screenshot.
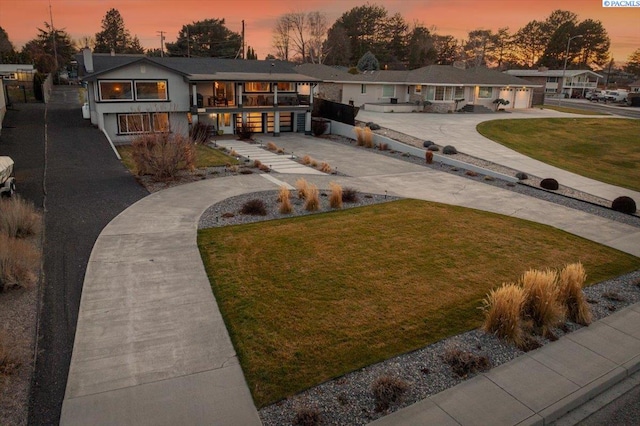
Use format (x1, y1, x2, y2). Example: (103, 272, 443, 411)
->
(62, 133, 640, 425)
(357, 109, 640, 203)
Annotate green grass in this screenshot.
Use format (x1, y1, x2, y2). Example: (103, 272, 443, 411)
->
(537, 105, 605, 115)
(198, 199, 639, 407)
(116, 143, 237, 175)
(477, 118, 640, 192)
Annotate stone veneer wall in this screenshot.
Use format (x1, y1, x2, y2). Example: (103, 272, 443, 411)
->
(424, 102, 455, 113)
(315, 83, 342, 103)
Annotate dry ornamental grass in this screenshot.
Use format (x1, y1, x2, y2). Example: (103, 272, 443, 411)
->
(0, 197, 40, 238)
(521, 269, 565, 336)
(329, 183, 343, 209)
(482, 283, 527, 347)
(558, 262, 592, 325)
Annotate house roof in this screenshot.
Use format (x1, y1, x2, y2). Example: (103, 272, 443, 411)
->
(505, 69, 604, 79)
(297, 63, 538, 87)
(77, 53, 320, 82)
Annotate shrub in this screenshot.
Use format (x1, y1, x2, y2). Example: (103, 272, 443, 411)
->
(277, 148, 285, 154)
(266, 141, 278, 151)
(442, 145, 458, 155)
(366, 122, 381, 130)
(292, 406, 321, 426)
(363, 127, 374, 148)
(611, 196, 637, 214)
(131, 133, 196, 181)
(0, 233, 39, 292)
(515, 172, 528, 180)
(427, 145, 439, 152)
(425, 151, 433, 164)
(557, 262, 592, 325)
(521, 269, 565, 336)
(229, 149, 239, 158)
(442, 346, 491, 377)
(189, 122, 213, 143)
(258, 164, 271, 172)
(329, 182, 343, 209)
(304, 184, 320, 212)
(311, 160, 318, 168)
(240, 199, 267, 216)
(236, 123, 254, 140)
(482, 283, 526, 347)
(277, 185, 290, 202)
(253, 159, 262, 168)
(342, 187, 359, 203)
(296, 178, 309, 200)
(423, 140, 434, 148)
(311, 119, 328, 136)
(319, 162, 332, 173)
(371, 375, 409, 412)
(0, 196, 41, 238)
(302, 155, 312, 165)
(540, 178, 559, 190)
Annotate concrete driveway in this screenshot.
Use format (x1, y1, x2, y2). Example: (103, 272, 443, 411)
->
(356, 109, 640, 203)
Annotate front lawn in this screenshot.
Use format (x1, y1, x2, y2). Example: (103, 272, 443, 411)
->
(198, 199, 639, 407)
(477, 118, 640, 192)
(116, 143, 237, 175)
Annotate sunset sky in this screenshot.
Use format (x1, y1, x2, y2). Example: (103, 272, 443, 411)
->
(0, 0, 638, 65)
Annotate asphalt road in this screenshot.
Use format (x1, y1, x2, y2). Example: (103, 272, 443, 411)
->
(2, 86, 148, 425)
(547, 99, 640, 118)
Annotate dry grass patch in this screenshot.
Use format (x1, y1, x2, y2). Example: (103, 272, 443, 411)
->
(0, 332, 21, 377)
(329, 183, 343, 209)
(296, 178, 309, 200)
(197, 199, 639, 407)
(482, 283, 526, 347)
(304, 184, 320, 212)
(278, 186, 293, 214)
(0, 234, 40, 292)
(371, 375, 409, 412)
(521, 269, 565, 336)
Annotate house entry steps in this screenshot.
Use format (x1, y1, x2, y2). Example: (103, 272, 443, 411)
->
(217, 139, 325, 175)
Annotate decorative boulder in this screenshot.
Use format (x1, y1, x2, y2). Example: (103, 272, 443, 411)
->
(366, 122, 381, 130)
(427, 145, 440, 152)
(442, 145, 458, 155)
(515, 172, 528, 180)
(611, 196, 637, 214)
(540, 178, 559, 190)
(423, 140, 434, 148)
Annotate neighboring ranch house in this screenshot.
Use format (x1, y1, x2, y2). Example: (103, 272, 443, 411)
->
(505, 69, 603, 104)
(297, 63, 538, 112)
(77, 48, 320, 145)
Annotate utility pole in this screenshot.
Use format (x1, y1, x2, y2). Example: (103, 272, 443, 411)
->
(242, 20, 245, 59)
(157, 31, 165, 57)
(49, 0, 58, 73)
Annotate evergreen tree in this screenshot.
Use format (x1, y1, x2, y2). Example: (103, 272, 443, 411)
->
(165, 19, 241, 58)
(246, 46, 257, 60)
(0, 26, 15, 63)
(21, 22, 75, 73)
(357, 51, 379, 71)
(624, 48, 640, 76)
(94, 8, 133, 53)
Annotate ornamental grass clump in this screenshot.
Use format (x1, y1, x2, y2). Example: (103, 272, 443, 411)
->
(319, 162, 332, 173)
(354, 126, 365, 146)
(329, 182, 343, 209)
(278, 186, 292, 214)
(442, 345, 491, 377)
(296, 178, 309, 200)
(371, 375, 409, 412)
(558, 262, 592, 325)
(0, 233, 39, 292)
(363, 127, 374, 148)
(304, 184, 320, 212)
(302, 155, 312, 165)
(482, 283, 526, 348)
(0, 196, 41, 238)
(266, 141, 278, 151)
(521, 269, 565, 336)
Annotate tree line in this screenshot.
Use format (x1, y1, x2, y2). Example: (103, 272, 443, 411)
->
(0, 5, 639, 77)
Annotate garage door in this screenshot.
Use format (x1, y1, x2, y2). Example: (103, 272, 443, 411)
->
(514, 88, 530, 108)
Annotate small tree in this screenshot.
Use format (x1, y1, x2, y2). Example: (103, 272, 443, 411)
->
(357, 51, 380, 71)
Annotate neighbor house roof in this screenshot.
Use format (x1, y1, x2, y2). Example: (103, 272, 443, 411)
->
(505, 69, 603, 79)
(77, 52, 320, 83)
(297, 63, 538, 87)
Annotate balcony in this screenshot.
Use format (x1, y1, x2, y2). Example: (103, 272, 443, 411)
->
(566, 81, 597, 88)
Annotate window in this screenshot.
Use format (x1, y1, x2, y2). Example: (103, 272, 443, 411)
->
(245, 82, 271, 92)
(478, 87, 493, 98)
(435, 86, 445, 100)
(135, 81, 167, 100)
(100, 81, 133, 100)
(382, 85, 395, 97)
(117, 112, 169, 134)
(415, 85, 422, 94)
(547, 77, 559, 82)
(276, 82, 295, 92)
(455, 86, 464, 99)
(361, 84, 367, 94)
(425, 86, 435, 101)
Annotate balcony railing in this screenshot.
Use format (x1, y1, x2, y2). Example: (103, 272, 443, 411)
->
(566, 82, 597, 88)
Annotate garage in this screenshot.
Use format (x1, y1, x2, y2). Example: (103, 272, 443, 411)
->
(514, 88, 531, 108)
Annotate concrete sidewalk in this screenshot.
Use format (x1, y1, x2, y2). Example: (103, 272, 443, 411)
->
(371, 304, 640, 426)
(356, 109, 640, 203)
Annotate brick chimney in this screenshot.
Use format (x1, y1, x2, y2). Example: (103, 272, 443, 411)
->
(82, 47, 94, 73)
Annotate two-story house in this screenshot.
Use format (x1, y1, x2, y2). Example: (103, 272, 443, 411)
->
(505, 68, 603, 104)
(78, 48, 319, 145)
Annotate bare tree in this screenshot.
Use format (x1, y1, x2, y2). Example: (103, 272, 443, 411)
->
(272, 15, 291, 61)
(287, 12, 307, 62)
(307, 11, 328, 63)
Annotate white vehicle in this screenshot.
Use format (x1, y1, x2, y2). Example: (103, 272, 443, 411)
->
(603, 90, 629, 102)
(0, 156, 16, 197)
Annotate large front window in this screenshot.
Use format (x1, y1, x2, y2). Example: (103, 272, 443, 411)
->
(478, 87, 493, 98)
(245, 82, 271, 92)
(424, 86, 465, 101)
(117, 112, 170, 134)
(382, 85, 395, 97)
(276, 82, 295, 92)
(100, 81, 133, 100)
(135, 81, 167, 100)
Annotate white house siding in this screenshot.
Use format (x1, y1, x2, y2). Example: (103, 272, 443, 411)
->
(90, 62, 191, 143)
(342, 83, 404, 107)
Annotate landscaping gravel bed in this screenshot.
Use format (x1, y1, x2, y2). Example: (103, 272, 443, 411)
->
(199, 190, 640, 426)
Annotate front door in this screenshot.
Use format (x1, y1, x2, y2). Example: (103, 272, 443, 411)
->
(218, 113, 234, 135)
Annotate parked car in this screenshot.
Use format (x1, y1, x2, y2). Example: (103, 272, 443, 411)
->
(0, 156, 16, 197)
(585, 90, 603, 101)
